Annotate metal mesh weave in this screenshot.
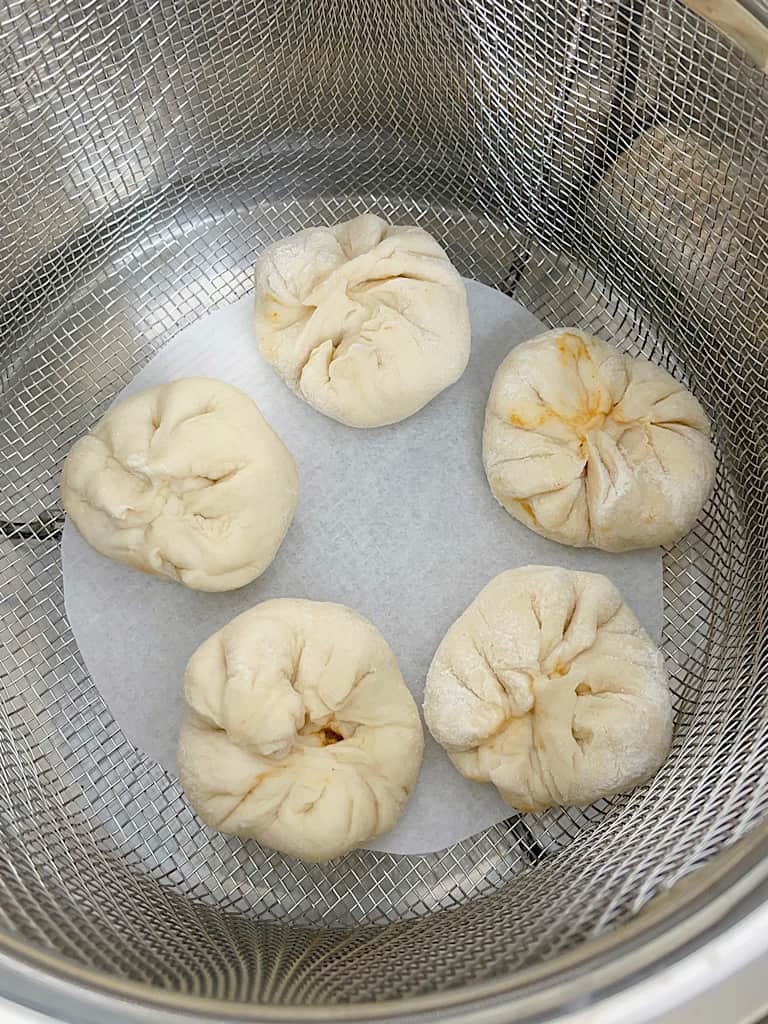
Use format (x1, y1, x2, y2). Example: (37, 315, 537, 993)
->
(0, 0, 766, 1008)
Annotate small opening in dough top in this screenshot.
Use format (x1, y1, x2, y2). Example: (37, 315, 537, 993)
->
(515, 499, 539, 526)
(318, 725, 343, 746)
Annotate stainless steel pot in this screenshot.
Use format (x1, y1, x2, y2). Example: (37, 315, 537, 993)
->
(0, 0, 766, 1020)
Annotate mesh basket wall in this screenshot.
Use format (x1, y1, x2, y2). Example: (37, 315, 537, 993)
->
(0, 0, 766, 1007)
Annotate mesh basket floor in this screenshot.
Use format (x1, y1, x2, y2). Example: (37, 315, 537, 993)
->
(0, 0, 767, 1008)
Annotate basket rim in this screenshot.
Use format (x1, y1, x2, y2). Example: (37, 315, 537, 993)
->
(0, 821, 767, 1024)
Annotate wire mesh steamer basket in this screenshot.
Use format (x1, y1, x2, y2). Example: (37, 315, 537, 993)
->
(1, 0, 767, 1021)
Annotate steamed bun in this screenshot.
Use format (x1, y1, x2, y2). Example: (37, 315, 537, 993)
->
(253, 214, 471, 427)
(483, 328, 714, 551)
(424, 566, 673, 813)
(178, 599, 424, 862)
(61, 377, 298, 592)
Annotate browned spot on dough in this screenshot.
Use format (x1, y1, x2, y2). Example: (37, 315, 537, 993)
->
(507, 381, 607, 437)
(507, 407, 547, 429)
(575, 682, 592, 695)
(557, 332, 591, 363)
